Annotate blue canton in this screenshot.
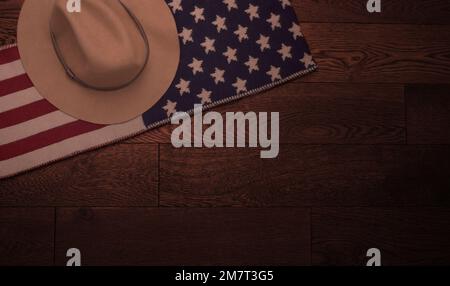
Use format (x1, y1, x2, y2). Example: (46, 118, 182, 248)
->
(143, 0, 316, 127)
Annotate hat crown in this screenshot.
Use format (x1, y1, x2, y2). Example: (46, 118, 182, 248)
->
(50, 0, 148, 90)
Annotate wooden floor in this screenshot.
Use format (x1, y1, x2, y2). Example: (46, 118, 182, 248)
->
(1, 0, 450, 266)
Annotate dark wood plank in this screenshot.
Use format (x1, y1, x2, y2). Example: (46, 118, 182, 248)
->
(0, 0, 22, 46)
(301, 23, 450, 83)
(127, 83, 405, 144)
(406, 84, 450, 144)
(295, 0, 450, 24)
(55, 207, 311, 266)
(160, 145, 450, 207)
(312, 207, 450, 265)
(0, 207, 53, 266)
(0, 144, 159, 207)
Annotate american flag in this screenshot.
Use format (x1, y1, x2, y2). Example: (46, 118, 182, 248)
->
(0, 0, 316, 178)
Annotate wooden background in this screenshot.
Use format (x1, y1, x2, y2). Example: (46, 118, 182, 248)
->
(1, 0, 450, 266)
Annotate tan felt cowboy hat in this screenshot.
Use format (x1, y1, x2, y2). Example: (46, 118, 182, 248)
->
(18, 0, 180, 124)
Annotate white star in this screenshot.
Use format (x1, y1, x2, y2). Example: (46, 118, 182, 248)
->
(176, 78, 191, 95)
(168, 0, 183, 14)
(190, 6, 205, 23)
(178, 27, 193, 45)
(289, 22, 303, 40)
(163, 100, 177, 117)
(234, 25, 249, 42)
(200, 37, 216, 54)
(245, 56, 259, 74)
(211, 68, 225, 84)
(188, 58, 203, 75)
(300, 52, 315, 68)
(212, 15, 227, 33)
(256, 34, 271, 52)
(245, 4, 260, 21)
(223, 0, 238, 11)
(197, 89, 212, 104)
(267, 66, 282, 82)
(223, 46, 238, 64)
(267, 13, 281, 31)
(232, 77, 247, 94)
(279, 0, 292, 9)
(278, 43, 292, 61)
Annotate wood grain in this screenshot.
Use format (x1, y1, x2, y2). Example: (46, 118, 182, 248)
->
(159, 144, 450, 207)
(0, 0, 22, 46)
(0, 207, 54, 266)
(295, 0, 450, 24)
(312, 207, 450, 265)
(126, 83, 405, 144)
(301, 23, 450, 83)
(0, 144, 159, 207)
(406, 84, 450, 144)
(55, 207, 311, 266)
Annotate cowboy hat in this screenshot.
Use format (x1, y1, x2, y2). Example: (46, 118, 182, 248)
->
(17, 0, 180, 124)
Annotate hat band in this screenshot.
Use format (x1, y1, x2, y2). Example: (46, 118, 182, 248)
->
(50, 0, 150, 91)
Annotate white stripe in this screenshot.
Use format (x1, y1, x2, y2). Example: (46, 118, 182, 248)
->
(0, 117, 146, 178)
(0, 87, 43, 113)
(0, 110, 77, 145)
(0, 60, 25, 81)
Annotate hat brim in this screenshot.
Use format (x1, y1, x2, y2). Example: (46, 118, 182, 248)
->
(18, 0, 180, 124)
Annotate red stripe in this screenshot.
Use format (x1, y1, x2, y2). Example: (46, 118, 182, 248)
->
(0, 74, 33, 97)
(0, 120, 104, 161)
(0, 46, 20, 65)
(0, 99, 58, 129)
